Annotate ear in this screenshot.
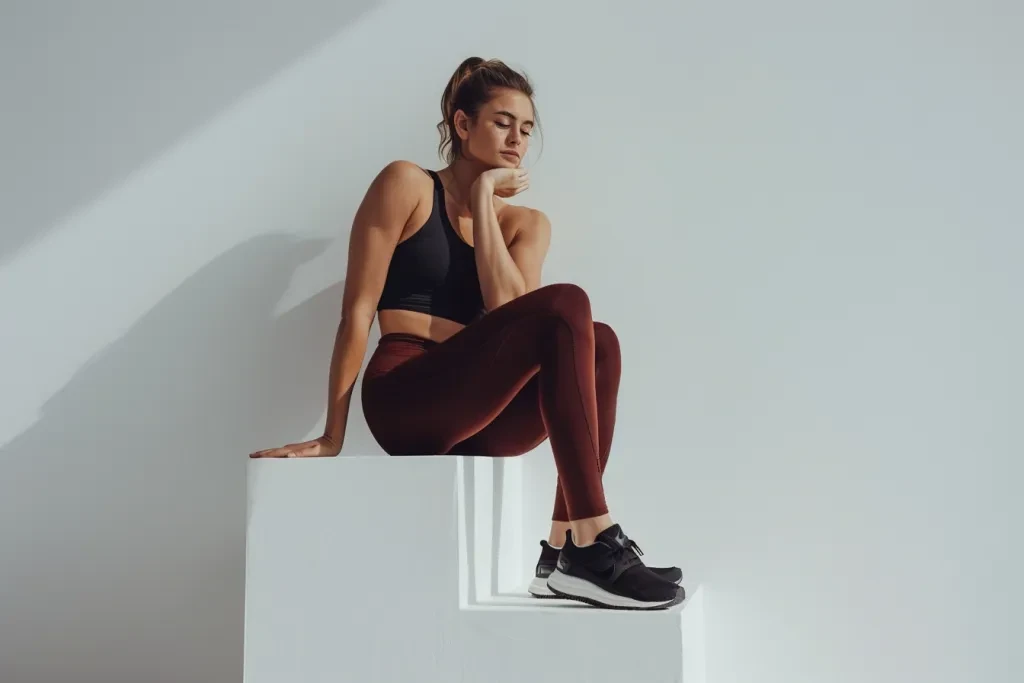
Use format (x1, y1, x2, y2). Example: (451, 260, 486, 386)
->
(453, 109, 472, 142)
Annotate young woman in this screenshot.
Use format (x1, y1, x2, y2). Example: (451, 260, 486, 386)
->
(251, 57, 685, 610)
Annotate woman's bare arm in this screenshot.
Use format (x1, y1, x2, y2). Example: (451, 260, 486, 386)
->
(504, 207, 552, 292)
(323, 161, 422, 443)
(470, 180, 551, 309)
(251, 160, 422, 457)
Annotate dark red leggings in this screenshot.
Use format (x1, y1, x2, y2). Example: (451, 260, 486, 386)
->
(361, 283, 621, 521)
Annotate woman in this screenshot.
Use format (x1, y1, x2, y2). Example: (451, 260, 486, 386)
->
(251, 57, 685, 611)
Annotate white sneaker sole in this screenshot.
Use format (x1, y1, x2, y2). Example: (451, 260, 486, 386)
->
(528, 575, 557, 598)
(546, 569, 684, 610)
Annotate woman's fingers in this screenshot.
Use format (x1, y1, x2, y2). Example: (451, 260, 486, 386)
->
(288, 443, 320, 458)
(251, 436, 340, 459)
(251, 442, 306, 458)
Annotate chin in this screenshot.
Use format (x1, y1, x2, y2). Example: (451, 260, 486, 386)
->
(494, 154, 521, 168)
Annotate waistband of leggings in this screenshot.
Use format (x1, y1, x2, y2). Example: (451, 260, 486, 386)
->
(376, 332, 439, 348)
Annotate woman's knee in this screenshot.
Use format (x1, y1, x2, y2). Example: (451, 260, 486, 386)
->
(533, 282, 592, 324)
(593, 322, 621, 367)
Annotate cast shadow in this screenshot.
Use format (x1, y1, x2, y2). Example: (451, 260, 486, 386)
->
(492, 458, 506, 596)
(462, 457, 542, 602)
(0, 0, 379, 264)
(460, 457, 511, 605)
(462, 456, 479, 604)
(0, 233, 375, 683)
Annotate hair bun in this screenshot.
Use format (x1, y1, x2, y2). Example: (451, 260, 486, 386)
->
(455, 57, 485, 89)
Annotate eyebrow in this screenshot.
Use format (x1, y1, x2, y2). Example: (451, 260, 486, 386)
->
(495, 110, 534, 127)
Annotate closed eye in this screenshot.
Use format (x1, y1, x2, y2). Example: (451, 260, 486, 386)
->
(496, 121, 532, 136)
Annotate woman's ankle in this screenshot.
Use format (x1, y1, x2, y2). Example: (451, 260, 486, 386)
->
(569, 514, 614, 547)
(547, 521, 571, 548)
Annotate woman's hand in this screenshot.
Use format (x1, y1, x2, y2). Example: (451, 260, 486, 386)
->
(249, 434, 341, 459)
(474, 167, 529, 199)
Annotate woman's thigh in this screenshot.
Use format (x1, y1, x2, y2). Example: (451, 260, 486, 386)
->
(447, 376, 548, 456)
(362, 284, 584, 454)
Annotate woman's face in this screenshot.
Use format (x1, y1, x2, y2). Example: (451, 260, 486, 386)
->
(456, 87, 535, 168)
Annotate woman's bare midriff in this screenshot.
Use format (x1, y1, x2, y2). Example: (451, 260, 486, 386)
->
(377, 308, 466, 344)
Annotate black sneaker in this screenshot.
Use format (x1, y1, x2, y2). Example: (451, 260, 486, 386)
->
(544, 525, 685, 610)
(528, 539, 683, 598)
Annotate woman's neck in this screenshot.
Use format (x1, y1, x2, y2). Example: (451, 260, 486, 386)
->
(443, 158, 490, 211)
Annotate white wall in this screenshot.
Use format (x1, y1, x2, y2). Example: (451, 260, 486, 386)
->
(521, 3, 1023, 683)
(1, 1, 1019, 682)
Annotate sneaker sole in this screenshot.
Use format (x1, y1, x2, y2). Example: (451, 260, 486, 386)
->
(530, 571, 681, 598)
(546, 569, 685, 610)
(528, 576, 558, 598)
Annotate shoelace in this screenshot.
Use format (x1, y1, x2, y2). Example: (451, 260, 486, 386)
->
(599, 535, 645, 577)
(626, 539, 644, 557)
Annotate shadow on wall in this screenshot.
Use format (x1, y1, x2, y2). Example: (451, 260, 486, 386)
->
(0, 234, 381, 683)
(0, 0, 379, 265)
(459, 456, 510, 604)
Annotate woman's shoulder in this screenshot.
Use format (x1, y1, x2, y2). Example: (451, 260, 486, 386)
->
(357, 160, 435, 223)
(372, 159, 433, 189)
(497, 201, 550, 236)
(496, 197, 548, 222)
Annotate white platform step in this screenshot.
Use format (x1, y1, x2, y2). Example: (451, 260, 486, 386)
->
(244, 456, 705, 683)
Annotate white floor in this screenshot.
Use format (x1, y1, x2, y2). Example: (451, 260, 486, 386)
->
(244, 456, 705, 683)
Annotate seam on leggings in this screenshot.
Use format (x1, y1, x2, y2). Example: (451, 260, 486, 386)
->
(557, 316, 601, 472)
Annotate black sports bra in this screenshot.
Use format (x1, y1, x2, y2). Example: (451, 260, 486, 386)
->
(376, 169, 486, 325)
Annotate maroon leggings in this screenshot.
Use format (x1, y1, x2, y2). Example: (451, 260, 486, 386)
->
(361, 283, 621, 521)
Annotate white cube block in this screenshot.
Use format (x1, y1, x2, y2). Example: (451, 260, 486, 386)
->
(245, 456, 705, 683)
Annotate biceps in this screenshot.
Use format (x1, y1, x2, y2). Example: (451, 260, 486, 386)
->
(342, 221, 398, 321)
(341, 162, 418, 320)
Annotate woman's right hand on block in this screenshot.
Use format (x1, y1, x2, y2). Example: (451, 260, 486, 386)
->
(249, 435, 341, 459)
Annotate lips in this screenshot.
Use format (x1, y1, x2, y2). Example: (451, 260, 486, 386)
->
(500, 150, 520, 159)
